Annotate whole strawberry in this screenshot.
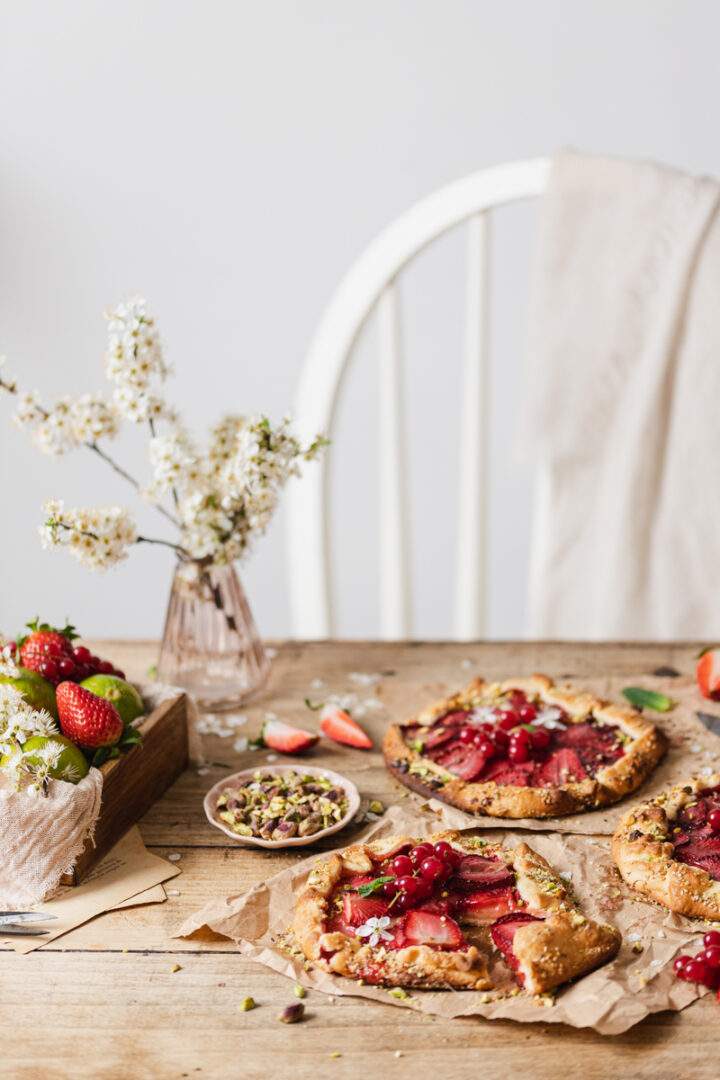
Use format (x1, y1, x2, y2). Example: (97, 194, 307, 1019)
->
(18, 619, 78, 686)
(56, 681, 123, 749)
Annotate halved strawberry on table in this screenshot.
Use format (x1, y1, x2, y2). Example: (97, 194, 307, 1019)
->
(262, 718, 319, 755)
(697, 647, 720, 701)
(319, 705, 373, 750)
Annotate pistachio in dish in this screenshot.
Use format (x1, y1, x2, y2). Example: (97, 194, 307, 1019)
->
(215, 769, 350, 841)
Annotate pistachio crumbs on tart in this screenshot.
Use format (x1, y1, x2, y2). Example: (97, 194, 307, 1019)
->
(293, 830, 621, 994)
(382, 674, 667, 819)
(612, 772, 720, 921)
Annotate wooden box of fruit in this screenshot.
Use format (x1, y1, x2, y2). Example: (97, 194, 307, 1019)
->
(3, 623, 189, 885)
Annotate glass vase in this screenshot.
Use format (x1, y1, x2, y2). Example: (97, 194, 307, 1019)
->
(157, 560, 270, 710)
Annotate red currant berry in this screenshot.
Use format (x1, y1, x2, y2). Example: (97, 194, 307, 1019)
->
(97, 659, 114, 674)
(73, 645, 91, 662)
(459, 727, 476, 743)
(382, 879, 398, 898)
(39, 659, 59, 681)
(673, 954, 690, 975)
(513, 727, 531, 746)
(704, 945, 720, 969)
(704, 931, 720, 949)
(391, 855, 413, 877)
(480, 722, 495, 734)
(709, 810, 720, 833)
(412, 877, 432, 901)
(498, 709, 520, 731)
(508, 690, 527, 708)
(87, 655, 101, 672)
(433, 842, 462, 868)
(7, 641, 16, 655)
(530, 727, 551, 751)
(684, 958, 708, 984)
(113, 669, 126, 680)
(518, 704, 537, 722)
(58, 657, 77, 678)
(508, 738, 530, 764)
(472, 733, 494, 753)
(409, 843, 434, 866)
(419, 856, 446, 882)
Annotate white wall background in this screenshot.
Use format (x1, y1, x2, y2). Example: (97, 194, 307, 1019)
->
(1, 0, 719, 641)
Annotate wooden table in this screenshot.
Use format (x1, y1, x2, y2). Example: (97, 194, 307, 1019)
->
(2, 640, 716, 1080)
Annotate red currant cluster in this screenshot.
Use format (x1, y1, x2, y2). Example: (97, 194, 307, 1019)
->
(380, 841, 462, 912)
(457, 698, 550, 765)
(674, 931, 720, 992)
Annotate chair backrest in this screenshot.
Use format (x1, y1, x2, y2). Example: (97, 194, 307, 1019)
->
(287, 157, 551, 640)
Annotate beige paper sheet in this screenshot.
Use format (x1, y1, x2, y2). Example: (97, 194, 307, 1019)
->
(408, 675, 720, 834)
(6, 826, 180, 954)
(176, 802, 712, 1035)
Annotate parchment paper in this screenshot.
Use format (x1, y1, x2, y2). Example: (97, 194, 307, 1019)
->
(411, 675, 720, 835)
(176, 802, 711, 1035)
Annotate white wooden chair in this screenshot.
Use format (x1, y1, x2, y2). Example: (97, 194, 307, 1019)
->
(286, 157, 551, 640)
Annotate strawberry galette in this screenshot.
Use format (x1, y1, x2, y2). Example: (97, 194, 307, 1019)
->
(383, 675, 667, 818)
(293, 830, 621, 993)
(613, 773, 720, 920)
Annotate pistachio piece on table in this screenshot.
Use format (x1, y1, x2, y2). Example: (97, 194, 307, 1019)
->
(279, 1002, 305, 1024)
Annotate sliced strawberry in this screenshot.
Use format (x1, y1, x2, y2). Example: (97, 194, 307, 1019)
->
(345, 874, 376, 890)
(342, 893, 389, 926)
(441, 710, 472, 727)
(423, 725, 456, 751)
(402, 910, 464, 950)
(482, 759, 537, 786)
(434, 743, 489, 780)
(452, 886, 516, 924)
(490, 912, 543, 971)
(384, 922, 408, 950)
(678, 801, 709, 827)
(415, 897, 452, 916)
(262, 718, 318, 755)
(325, 914, 355, 936)
(320, 706, 372, 749)
(676, 850, 720, 881)
(697, 648, 720, 701)
(454, 855, 515, 890)
(537, 748, 588, 786)
(554, 721, 624, 771)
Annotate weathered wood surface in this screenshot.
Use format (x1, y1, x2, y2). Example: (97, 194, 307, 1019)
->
(1, 640, 716, 1080)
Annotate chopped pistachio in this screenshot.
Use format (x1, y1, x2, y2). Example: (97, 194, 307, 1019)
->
(279, 1003, 305, 1024)
(368, 800, 385, 815)
(239, 996, 256, 1011)
(294, 984, 307, 999)
(387, 987, 410, 1000)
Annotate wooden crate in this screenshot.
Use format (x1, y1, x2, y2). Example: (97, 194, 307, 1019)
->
(62, 693, 189, 884)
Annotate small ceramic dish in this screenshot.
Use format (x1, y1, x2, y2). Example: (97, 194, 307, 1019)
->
(203, 763, 361, 849)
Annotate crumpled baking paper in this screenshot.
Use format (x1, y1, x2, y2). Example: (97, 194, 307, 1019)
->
(175, 801, 712, 1035)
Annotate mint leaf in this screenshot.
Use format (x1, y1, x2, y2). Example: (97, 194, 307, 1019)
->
(622, 687, 675, 712)
(357, 876, 394, 897)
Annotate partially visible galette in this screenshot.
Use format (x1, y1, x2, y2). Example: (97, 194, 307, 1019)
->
(613, 773, 720, 920)
(383, 675, 667, 818)
(293, 831, 621, 994)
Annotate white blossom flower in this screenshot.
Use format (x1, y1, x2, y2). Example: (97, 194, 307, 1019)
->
(13, 389, 44, 428)
(39, 499, 138, 570)
(355, 915, 393, 947)
(105, 295, 171, 423)
(70, 393, 119, 442)
(0, 640, 19, 678)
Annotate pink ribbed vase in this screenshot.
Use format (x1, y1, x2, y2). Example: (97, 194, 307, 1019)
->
(158, 561, 270, 710)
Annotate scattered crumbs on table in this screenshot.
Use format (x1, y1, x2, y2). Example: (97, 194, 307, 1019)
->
(121, 948, 128, 953)
(168, 853, 182, 862)
(559, 870, 572, 881)
(167, 889, 180, 896)
(266, 647, 278, 659)
(266, 754, 278, 763)
(394, 1050, 404, 1058)
(460, 658, 474, 669)
(197, 767, 210, 776)
(691, 744, 702, 753)
(657, 929, 666, 939)
(327, 995, 335, 1003)
(627, 932, 641, 942)
(170, 964, 182, 973)
(310, 678, 325, 690)
(233, 737, 249, 753)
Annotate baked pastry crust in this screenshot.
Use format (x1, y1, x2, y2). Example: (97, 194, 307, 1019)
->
(383, 674, 667, 818)
(293, 830, 621, 994)
(612, 773, 720, 920)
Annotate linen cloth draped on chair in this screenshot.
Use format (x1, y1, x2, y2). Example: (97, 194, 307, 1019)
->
(521, 149, 720, 640)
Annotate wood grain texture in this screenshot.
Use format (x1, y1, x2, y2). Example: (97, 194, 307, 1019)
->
(2, 639, 716, 1080)
(64, 695, 189, 882)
